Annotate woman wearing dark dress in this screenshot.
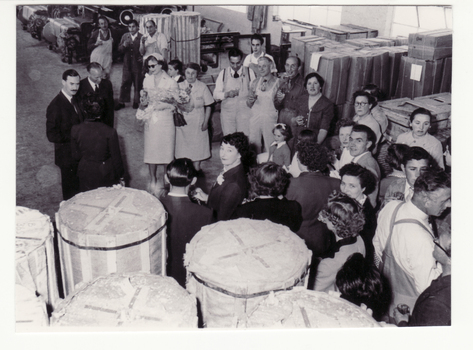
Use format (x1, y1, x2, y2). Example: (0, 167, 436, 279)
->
(339, 163, 378, 263)
(231, 162, 302, 232)
(194, 132, 252, 222)
(292, 72, 335, 146)
(71, 93, 124, 192)
(160, 158, 212, 288)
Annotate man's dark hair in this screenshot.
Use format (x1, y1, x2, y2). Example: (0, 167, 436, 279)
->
(351, 124, 377, 152)
(386, 143, 411, 171)
(250, 33, 264, 45)
(403, 146, 435, 168)
(228, 48, 244, 60)
(62, 69, 80, 81)
(166, 158, 198, 187)
(129, 19, 139, 27)
(414, 168, 451, 194)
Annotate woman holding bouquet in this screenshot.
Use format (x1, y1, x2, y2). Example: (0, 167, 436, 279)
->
(136, 53, 179, 195)
(175, 63, 215, 171)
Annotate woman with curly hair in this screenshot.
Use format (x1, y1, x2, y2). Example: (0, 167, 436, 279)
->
(314, 192, 366, 292)
(339, 163, 378, 262)
(286, 140, 341, 256)
(231, 162, 302, 232)
(194, 132, 253, 222)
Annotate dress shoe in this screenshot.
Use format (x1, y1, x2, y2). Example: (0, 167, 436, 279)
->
(114, 103, 125, 111)
(132, 102, 139, 109)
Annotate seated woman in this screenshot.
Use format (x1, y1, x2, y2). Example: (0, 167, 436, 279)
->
(336, 252, 390, 321)
(160, 158, 212, 288)
(378, 143, 410, 203)
(71, 93, 124, 192)
(352, 90, 382, 147)
(292, 72, 334, 145)
(396, 107, 445, 169)
(314, 192, 366, 292)
(231, 162, 302, 232)
(339, 163, 377, 263)
(194, 132, 253, 222)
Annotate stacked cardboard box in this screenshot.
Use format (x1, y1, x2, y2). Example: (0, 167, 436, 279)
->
(408, 29, 452, 61)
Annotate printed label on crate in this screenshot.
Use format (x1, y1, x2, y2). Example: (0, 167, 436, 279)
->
(410, 64, 422, 81)
(310, 52, 323, 71)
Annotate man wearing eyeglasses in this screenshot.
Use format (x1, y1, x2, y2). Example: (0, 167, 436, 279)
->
(394, 213, 451, 326)
(373, 169, 451, 321)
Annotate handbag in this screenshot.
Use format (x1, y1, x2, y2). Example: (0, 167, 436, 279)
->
(173, 108, 187, 127)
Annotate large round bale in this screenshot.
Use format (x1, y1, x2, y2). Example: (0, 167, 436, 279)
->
(51, 272, 198, 328)
(241, 287, 381, 328)
(185, 218, 312, 328)
(16, 206, 60, 310)
(55, 187, 167, 296)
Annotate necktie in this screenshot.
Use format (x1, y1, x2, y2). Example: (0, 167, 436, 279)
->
(189, 84, 193, 89)
(95, 84, 99, 91)
(234, 72, 239, 78)
(71, 96, 84, 121)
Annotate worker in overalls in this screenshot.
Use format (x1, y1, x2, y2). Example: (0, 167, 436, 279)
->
(213, 48, 255, 137)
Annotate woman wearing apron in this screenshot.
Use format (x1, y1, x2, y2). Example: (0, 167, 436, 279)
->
(247, 56, 279, 154)
(88, 16, 113, 79)
(175, 63, 215, 171)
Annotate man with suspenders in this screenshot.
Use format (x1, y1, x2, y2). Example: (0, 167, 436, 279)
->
(213, 48, 255, 137)
(373, 169, 451, 320)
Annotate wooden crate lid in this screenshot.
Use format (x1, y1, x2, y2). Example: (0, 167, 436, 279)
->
(15, 284, 49, 328)
(242, 287, 380, 328)
(56, 188, 166, 240)
(185, 218, 312, 296)
(51, 272, 197, 328)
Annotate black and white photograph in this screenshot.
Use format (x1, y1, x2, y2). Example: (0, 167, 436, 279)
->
(7, 1, 470, 349)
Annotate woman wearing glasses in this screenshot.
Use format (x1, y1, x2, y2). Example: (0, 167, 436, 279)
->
(352, 90, 382, 146)
(292, 72, 335, 146)
(136, 53, 178, 195)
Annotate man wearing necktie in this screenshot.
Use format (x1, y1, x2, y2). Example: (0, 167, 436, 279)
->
(213, 48, 255, 136)
(78, 62, 114, 128)
(46, 69, 83, 200)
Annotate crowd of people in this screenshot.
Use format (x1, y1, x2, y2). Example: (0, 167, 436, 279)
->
(46, 21, 451, 327)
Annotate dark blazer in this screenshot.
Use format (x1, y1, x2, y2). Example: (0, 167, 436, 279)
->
(286, 171, 340, 242)
(79, 78, 114, 128)
(118, 32, 143, 73)
(46, 91, 83, 167)
(207, 163, 248, 222)
(360, 198, 377, 263)
(160, 195, 212, 288)
(231, 197, 303, 233)
(71, 120, 124, 192)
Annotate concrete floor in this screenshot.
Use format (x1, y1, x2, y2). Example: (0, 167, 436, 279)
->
(16, 19, 224, 219)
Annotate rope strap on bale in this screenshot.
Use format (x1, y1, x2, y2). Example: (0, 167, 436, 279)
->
(190, 270, 308, 299)
(170, 36, 200, 43)
(56, 224, 165, 251)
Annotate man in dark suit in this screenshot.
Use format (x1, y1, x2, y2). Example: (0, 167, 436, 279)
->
(78, 62, 114, 128)
(46, 69, 83, 200)
(115, 20, 143, 110)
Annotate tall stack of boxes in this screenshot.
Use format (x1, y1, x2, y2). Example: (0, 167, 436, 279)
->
(287, 25, 451, 142)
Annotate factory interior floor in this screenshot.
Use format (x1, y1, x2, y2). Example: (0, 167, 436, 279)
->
(16, 19, 225, 220)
